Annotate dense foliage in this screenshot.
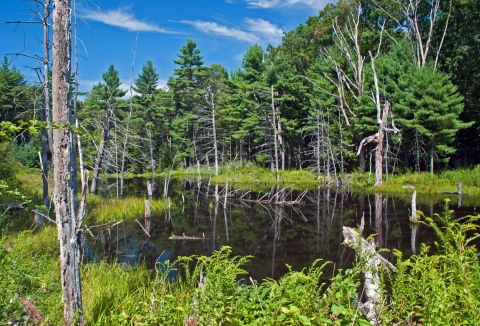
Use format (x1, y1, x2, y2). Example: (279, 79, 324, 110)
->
(2, 0, 478, 182)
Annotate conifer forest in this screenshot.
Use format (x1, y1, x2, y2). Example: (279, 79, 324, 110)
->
(2, 0, 480, 325)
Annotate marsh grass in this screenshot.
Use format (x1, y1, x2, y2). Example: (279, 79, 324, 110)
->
(210, 166, 320, 191)
(86, 195, 172, 224)
(82, 262, 152, 324)
(0, 226, 63, 325)
(352, 166, 480, 196)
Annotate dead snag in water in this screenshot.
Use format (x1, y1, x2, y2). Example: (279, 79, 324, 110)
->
(343, 226, 397, 325)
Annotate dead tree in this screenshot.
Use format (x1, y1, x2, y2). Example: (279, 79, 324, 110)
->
(52, 0, 84, 323)
(41, 0, 52, 208)
(271, 84, 280, 182)
(120, 34, 138, 197)
(343, 225, 397, 324)
(357, 51, 400, 187)
(90, 106, 113, 194)
(373, 0, 452, 69)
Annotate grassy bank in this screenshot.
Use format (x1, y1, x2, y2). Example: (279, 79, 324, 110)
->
(86, 195, 172, 224)
(171, 163, 480, 196)
(94, 162, 480, 196)
(351, 165, 480, 196)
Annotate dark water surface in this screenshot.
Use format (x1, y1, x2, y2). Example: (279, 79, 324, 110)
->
(86, 177, 478, 281)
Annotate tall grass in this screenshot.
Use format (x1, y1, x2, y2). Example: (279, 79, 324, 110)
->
(0, 226, 64, 325)
(352, 166, 480, 195)
(82, 262, 152, 324)
(86, 195, 172, 224)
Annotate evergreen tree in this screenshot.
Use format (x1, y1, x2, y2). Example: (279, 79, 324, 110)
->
(132, 60, 161, 174)
(412, 65, 472, 173)
(167, 39, 205, 168)
(0, 57, 30, 122)
(84, 65, 127, 193)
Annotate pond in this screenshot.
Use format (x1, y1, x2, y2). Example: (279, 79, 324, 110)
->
(85, 177, 478, 281)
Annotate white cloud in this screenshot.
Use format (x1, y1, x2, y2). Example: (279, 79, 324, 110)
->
(80, 7, 173, 33)
(246, 0, 327, 9)
(180, 20, 259, 42)
(244, 18, 283, 42)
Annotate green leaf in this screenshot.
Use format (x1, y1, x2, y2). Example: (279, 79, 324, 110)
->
(298, 315, 312, 325)
(331, 304, 339, 316)
(357, 318, 373, 325)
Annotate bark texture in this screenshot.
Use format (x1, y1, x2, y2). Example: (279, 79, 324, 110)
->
(52, 0, 84, 324)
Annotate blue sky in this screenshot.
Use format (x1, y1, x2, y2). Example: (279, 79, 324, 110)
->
(1, 0, 333, 93)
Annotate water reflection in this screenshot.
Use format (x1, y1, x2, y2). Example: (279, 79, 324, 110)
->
(84, 177, 477, 281)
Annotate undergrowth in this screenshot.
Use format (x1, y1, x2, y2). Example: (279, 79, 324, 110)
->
(1, 200, 480, 325)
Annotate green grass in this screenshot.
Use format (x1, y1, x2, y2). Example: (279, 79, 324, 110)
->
(86, 194, 173, 224)
(1, 226, 64, 325)
(95, 163, 480, 196)
(82, 262, 152, 324)
(351, 165, 480, 196)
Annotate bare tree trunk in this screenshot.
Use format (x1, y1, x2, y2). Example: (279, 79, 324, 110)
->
(316, 112, 321, 179)
(277, 105, 285, 170)
(271, 85, 279, 182)
(430, 140, 435, 175)
(43, 0, 53, 153)
(148, 126, 155, 183)
(211, 99, 219, 176)
(41, 0, 52, 208)
(120, 34, 138, 198)
(91, 106, 113, 194)
(374, 108, 386, 187)
(73, 0, 85, 191)
(52, 0, 84, 323)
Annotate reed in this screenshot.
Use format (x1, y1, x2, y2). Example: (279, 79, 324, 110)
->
(351, 166, 480, 196)
(82, 261, 152, 324)
(86, 195, 172, 224)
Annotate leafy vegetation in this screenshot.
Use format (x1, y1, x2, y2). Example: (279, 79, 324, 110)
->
(2, 197, 480, 324)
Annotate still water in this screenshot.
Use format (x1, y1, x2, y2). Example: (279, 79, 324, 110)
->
(86, 177, 478, 281)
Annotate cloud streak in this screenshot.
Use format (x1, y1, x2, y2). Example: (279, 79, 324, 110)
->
(180, 20, 259, 42)
(246, 0, 328, 9)
(81, 7, 173, 33)
(244, 18, 283, 42)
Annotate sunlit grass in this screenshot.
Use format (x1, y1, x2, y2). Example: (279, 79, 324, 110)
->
(1, 226, 64, 325)
(82, 261, 152, 324)
(86, 194, 172, 224)
(351, 166, 480, 196)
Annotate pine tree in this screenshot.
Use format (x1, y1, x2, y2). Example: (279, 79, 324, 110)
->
(85, 65, 127, 193)
(412, 65, 472, 173)
(0, 57, 29, 122)
(167, 39, 205, 168)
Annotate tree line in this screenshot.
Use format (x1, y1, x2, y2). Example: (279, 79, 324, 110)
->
(1, 0, 480, 323)
(2, 0, 479, 188)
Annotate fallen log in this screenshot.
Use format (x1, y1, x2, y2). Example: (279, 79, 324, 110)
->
(0, 202, 27, 211)
(19, 298, 44, 325)
(343, 226, 397, 325)
(169, 233, 205, 241)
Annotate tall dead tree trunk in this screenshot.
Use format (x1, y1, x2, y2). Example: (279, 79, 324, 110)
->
(357, 53, 399, 187)
(120, 33, 138, 197)
(90, 106, 113, 194)
(52, 0, 84, 324)
(41, 0, 52, 208)
(43, 0, 53, 153)
(271, 85, 279, 182)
